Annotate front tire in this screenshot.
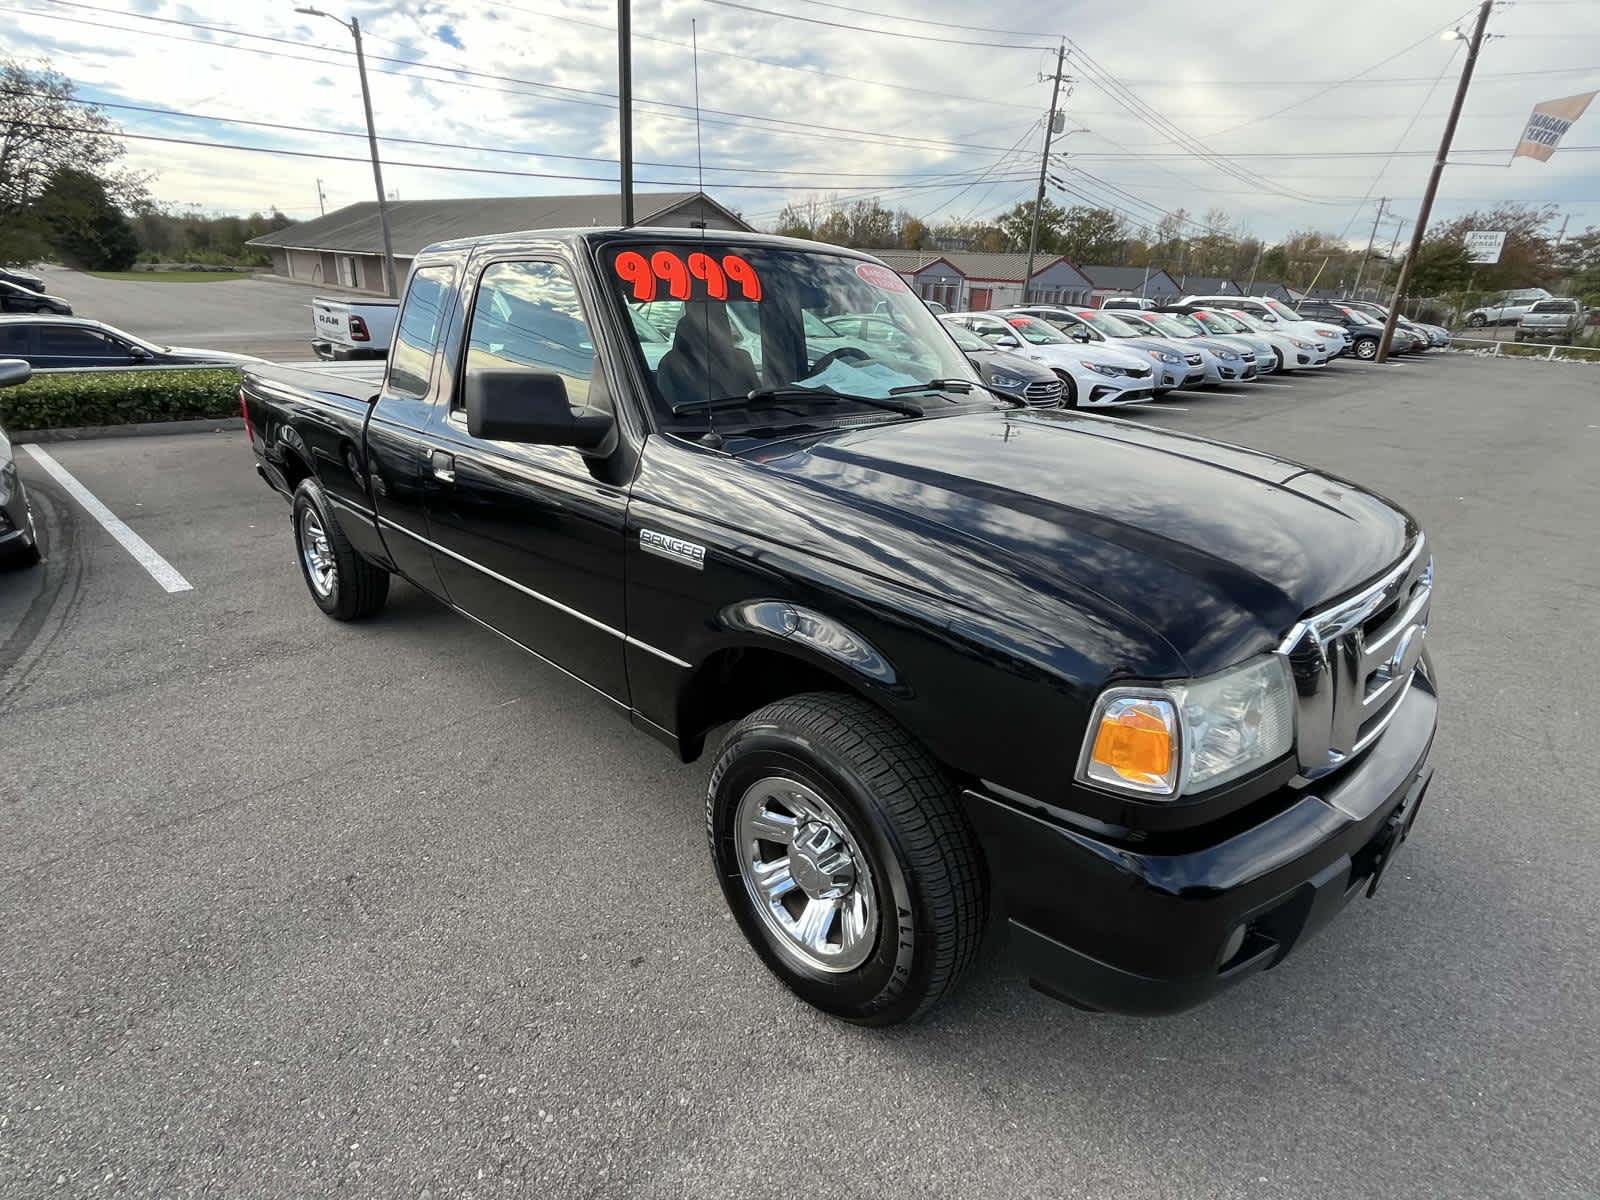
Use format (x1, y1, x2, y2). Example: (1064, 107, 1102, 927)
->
(1354, 336, 1378, 360)
(706, 692, 987, 1025)
(1054, 370, 1081, 408)
(291, 478, 389, 620)
(1466, 313, 1486, 328)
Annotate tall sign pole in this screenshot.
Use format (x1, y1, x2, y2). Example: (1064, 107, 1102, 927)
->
(618, 0, 634, 227)
(1024, 43, 1067, 304)
(1377, 0, 1492, 362)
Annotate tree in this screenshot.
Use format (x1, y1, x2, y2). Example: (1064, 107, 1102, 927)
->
(1433, 202, 1558, 290)
(1055, 205, 1127, 264)
(996, 198, 1067, 252)
(899, 216, 929, 250)
(815, 208, 850, 245)
(1405, 237, 1474, 296)
(844, 199, 896, 248)
(1, 59, 149, 219)
(32, 167, 139, 270)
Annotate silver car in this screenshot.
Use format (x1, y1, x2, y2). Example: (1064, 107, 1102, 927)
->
(1122, 311, 1263, 384)
(1007, 306, 1206, 393)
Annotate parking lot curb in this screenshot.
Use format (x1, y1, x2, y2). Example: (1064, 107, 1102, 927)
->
(15, 417, 245, 444)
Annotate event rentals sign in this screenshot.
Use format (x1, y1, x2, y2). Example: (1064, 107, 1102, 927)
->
(1464, 231, 1507, 264)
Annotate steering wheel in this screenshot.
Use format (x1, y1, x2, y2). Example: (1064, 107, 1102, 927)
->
(808, 346, 873, 374)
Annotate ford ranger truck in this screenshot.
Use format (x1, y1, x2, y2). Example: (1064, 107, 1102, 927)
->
(240, 230, 1438, 1025)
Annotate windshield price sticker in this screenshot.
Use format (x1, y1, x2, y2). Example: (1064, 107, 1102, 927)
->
(855, 263, 907, 292)
(614, 251, 762, 302)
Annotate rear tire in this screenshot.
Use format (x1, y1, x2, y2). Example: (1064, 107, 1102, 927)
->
(291, 478, 389, 620)
(1354, 337, 1378, 360)
(1466, 313, 1486, 328)
(706, 692, 987, 1025)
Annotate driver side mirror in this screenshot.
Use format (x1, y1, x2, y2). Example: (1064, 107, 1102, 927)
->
(464, 368, 615, 454)
(1068, 327, 1091, 342)
(129, 346, 154, 362)
(986, 333, 1021, 349)
(0, 358, 31, 388)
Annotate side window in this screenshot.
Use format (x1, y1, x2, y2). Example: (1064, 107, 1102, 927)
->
(39, 327, 112, 356)
(0, 325, 31, 355)
(386, 266, 455, 399)
(464, 260, 597, 410)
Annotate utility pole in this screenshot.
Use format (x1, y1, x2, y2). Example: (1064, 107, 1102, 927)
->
(1353, 197, 1386, 297)
(1024, 43, 1068, 305)
(617, 0, 634, 227)
(1377, 0, 1492, 362)
(296, 8, 398, 296)
(316, 178, 327, 216)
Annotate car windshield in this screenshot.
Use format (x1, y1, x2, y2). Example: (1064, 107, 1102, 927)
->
(1005, 315, 1070, 345)
(1075, 310, 1143, 338)
(1221, 309, 1271, 333)
(1190, 311, 1240, 335)
(1133, 313, 1200, 338)
(1262, 298, 1303, 322)
(1339, 308, 1381, 327)
(941, 319, 988, 352)
(602, 244, 979, 431)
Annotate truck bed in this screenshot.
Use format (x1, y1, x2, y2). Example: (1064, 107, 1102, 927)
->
(244, 360, 387, 405)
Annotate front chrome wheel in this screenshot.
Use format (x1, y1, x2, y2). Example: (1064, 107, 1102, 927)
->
(734, 776, 877, 973)
(298, 507, 337, 599)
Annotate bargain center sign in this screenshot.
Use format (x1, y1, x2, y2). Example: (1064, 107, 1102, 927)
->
(1514, 92, 1596, 163)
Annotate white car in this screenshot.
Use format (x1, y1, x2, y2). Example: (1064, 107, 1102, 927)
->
(950, 311, 1156, 407)
(1183, 295, 1348, 358)
(1213, 308, 1325, 370)
(1464, 288, 1551, 328)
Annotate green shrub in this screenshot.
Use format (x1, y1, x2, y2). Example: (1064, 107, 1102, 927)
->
(0, 367, 241, 431)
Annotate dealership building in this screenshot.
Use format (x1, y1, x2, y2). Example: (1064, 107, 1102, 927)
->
(247, 191, 751, 294)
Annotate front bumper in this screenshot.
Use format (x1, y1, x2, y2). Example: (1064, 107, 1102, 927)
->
(964, 670, 1437, 1016)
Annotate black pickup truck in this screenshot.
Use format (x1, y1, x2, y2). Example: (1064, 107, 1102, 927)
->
(240, 229, 1437, 1025)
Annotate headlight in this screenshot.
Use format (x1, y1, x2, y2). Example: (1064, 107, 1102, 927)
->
(1314, 327, 1341, 338)
(1214, 348, 1238, 361)
(989, 372, 1027, 390)
(1147, 349, 1181, 364)
(1291, 338, 1311, 349)
(1081, 360, 1120, 376)
(1076, 656, 1294, 799)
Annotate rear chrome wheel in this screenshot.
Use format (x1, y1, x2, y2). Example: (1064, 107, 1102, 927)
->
(1355, 337, 1378, 360)
(298, 506, 337, 599)
(734, 777, 877, 973)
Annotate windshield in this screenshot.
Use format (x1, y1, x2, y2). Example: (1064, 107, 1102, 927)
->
(1220, 309, 1268, 332)
(1075, 310, 1143, 338)
(1262, 298, 1303, 322)
(941, 319, 988, 352)
(1128, 313, 1197, 338)
(1006, 315, 1070, 345)
(1338, 308, 1381, 327)
(603, 244, 978, 430)
(1190, 310, 1243, 335)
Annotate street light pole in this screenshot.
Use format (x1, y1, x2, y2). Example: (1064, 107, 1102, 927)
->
(617, 0, 634, 227)
(296, 7, 398, 297)
(1376, 0, 1492, 362)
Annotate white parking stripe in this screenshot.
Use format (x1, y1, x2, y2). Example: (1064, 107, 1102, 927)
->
(1247, 382, 1296, 389)
(22, 445, 193, 594)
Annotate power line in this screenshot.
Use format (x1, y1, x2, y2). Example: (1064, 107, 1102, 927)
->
(692, 0, 1049, 50)
(10, 1, 1030, 160)
(779, 0, 1059, 41)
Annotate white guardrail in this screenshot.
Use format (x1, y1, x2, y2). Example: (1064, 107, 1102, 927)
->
(1449, 335, 1600, 361)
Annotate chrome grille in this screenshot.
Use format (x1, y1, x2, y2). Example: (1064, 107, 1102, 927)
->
(1279, 542, 1432, 780)
(1023, 379, 1064, 406)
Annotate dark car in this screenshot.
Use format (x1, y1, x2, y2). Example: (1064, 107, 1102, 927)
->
(239, 230, 1437, 1025)
(0, 278, 71, 315)
(0, 359, 42, 567)
(1294, 299, 1424, 358)
(0, 316, 254, 369)
(0, 268, 47, 294)
(940, 314, 1064, 405)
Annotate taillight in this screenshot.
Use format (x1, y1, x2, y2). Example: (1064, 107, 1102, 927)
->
(349, 316, 371, 342)
(239, 387, 256, 445)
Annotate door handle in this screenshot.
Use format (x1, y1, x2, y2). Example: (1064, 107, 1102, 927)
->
(431, 450, 455, 483)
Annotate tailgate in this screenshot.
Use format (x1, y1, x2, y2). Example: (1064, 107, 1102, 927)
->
(312, 299, 352, 345)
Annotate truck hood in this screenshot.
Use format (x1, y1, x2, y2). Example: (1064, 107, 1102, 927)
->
(754, 408, 1416, 671)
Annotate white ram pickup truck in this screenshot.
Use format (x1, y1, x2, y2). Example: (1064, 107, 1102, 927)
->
(311, 296, 399, 361)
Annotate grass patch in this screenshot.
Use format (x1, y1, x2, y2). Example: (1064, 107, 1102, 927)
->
(0, 367, 241, 432)
(88, 271, 252, 283)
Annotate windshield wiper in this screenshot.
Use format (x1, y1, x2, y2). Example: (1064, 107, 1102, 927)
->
(671, 386, 924, 418)
(886, 378, 975, 397)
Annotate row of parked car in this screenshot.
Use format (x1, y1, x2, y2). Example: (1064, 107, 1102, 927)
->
(0, 268, 73, 316)
(1460, 286, 1590, 341)
(934, 294, 1451, 409)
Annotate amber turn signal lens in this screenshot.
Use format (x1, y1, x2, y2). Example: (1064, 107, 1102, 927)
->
(1089, 700, 1175, 789)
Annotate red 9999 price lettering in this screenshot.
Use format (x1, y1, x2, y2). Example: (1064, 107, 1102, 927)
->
(613, 251, 762, 302)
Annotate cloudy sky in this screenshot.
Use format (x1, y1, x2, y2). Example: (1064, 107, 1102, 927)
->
(8, 0, 1600, 247)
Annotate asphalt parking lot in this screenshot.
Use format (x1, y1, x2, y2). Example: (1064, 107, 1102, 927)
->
(32, 266, 316, 362)
(2, 354, 1596, 1198)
